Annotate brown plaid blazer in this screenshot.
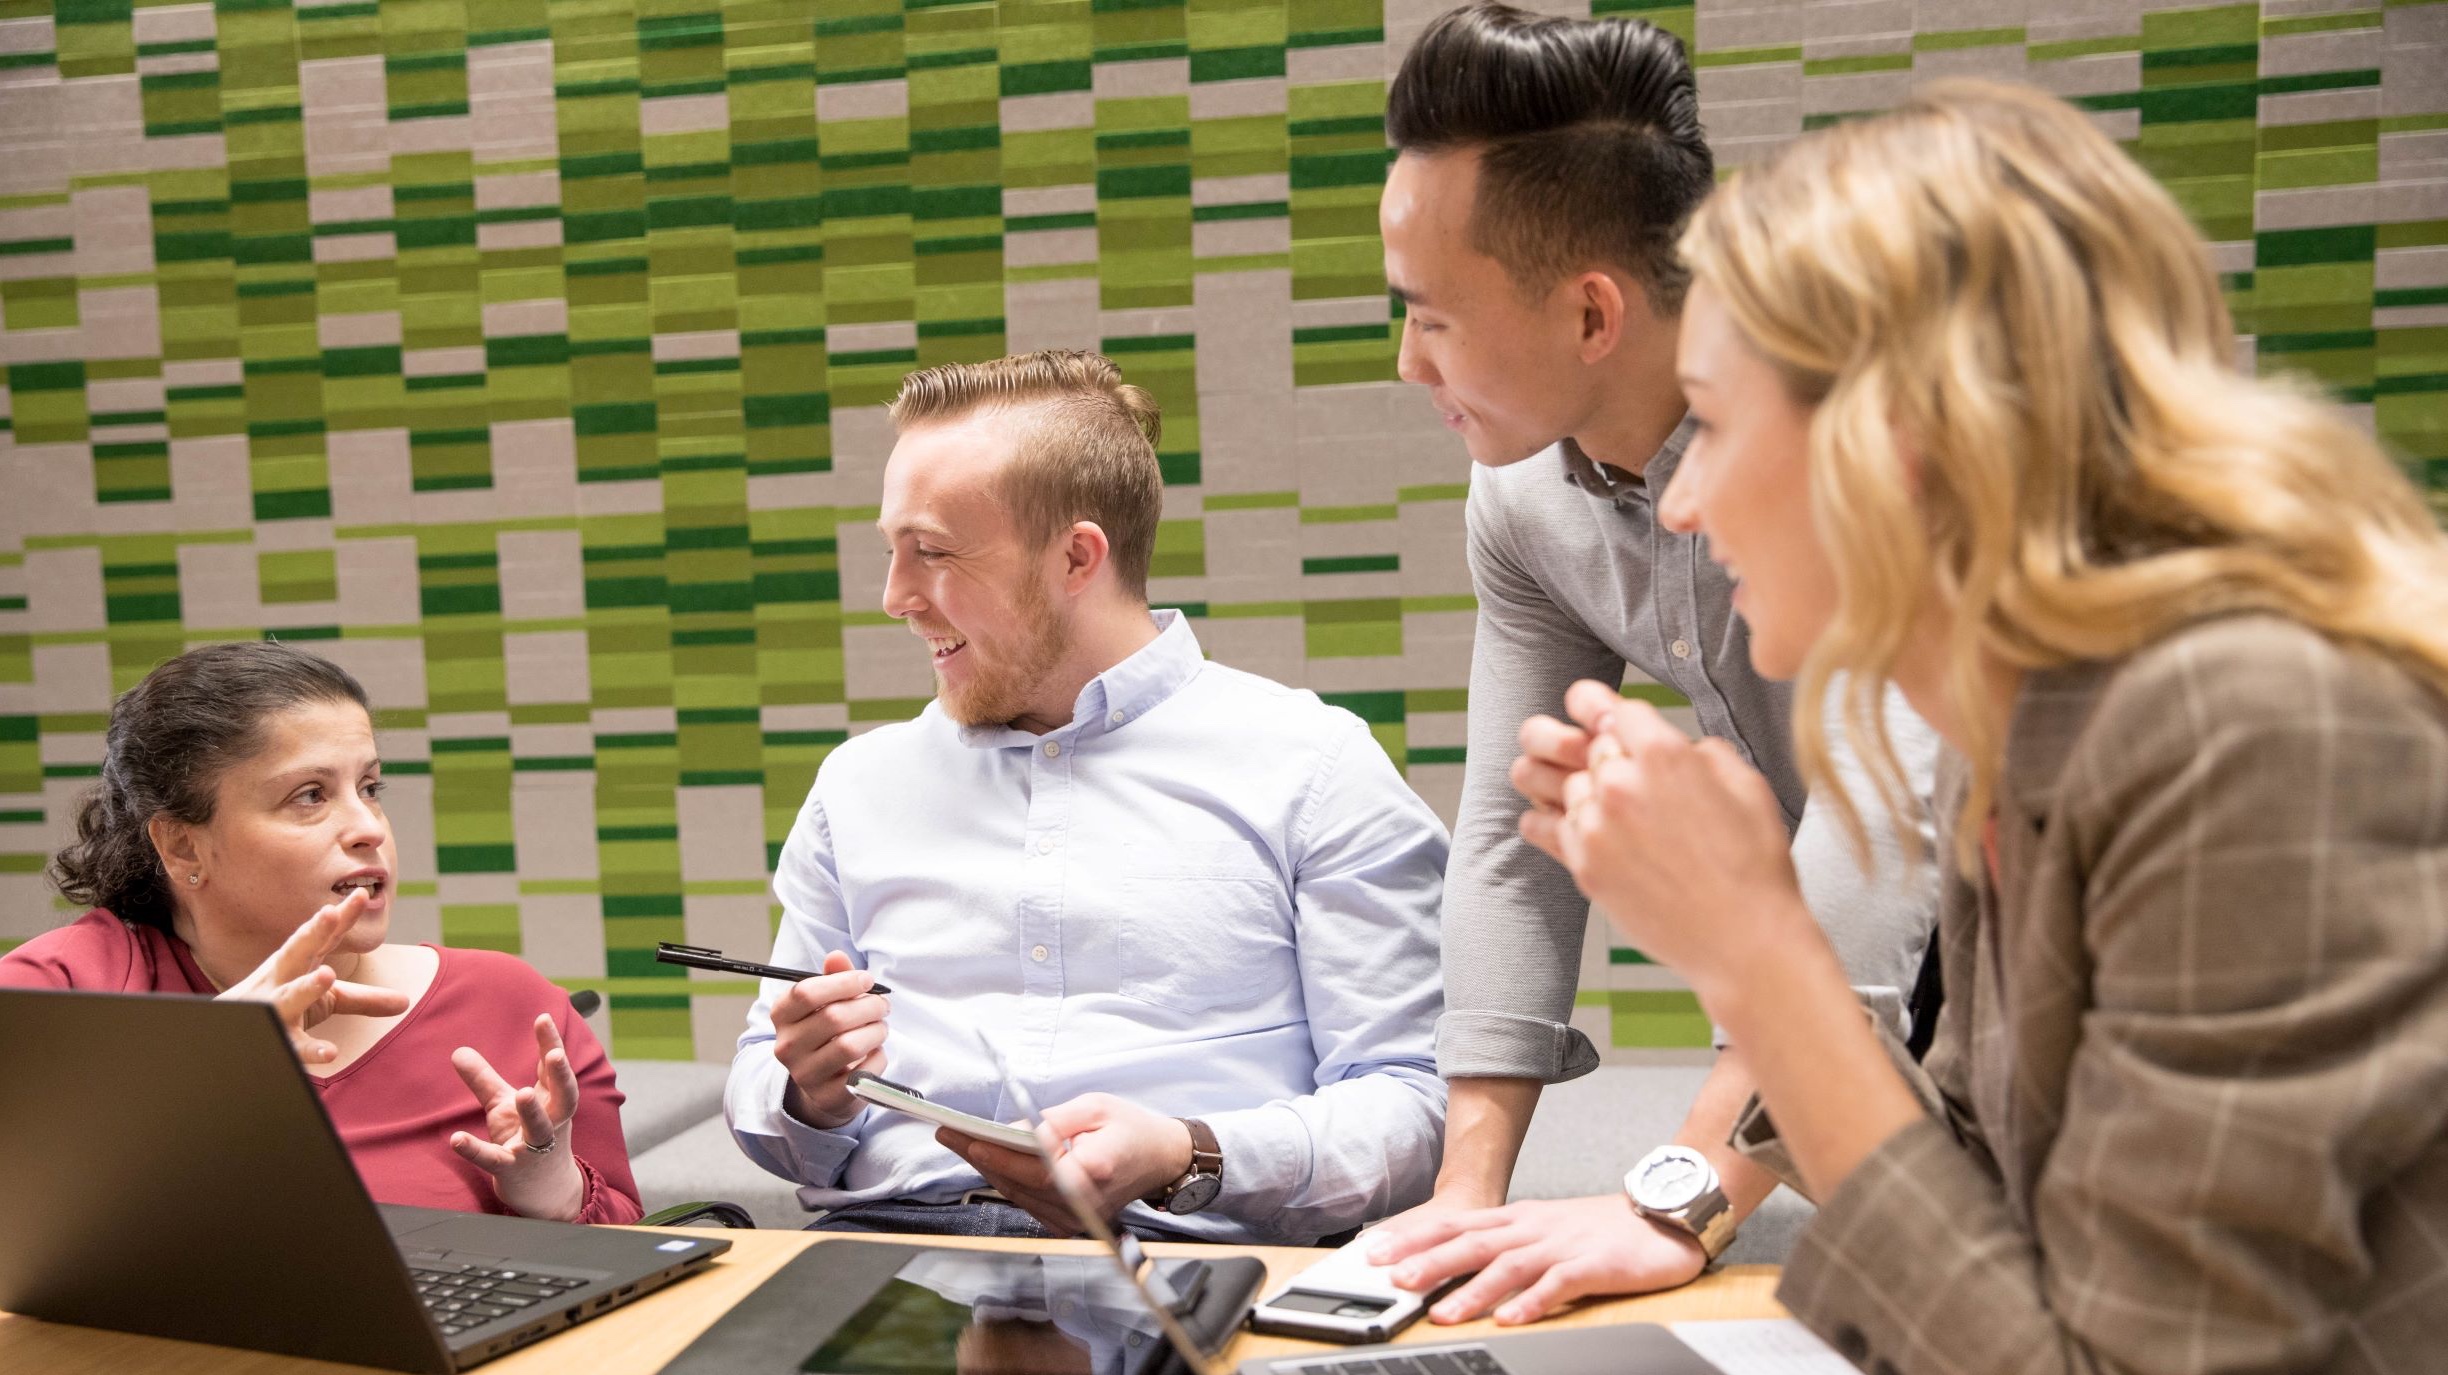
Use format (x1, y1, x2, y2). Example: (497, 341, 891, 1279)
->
(1765, 615, 2448, 1373)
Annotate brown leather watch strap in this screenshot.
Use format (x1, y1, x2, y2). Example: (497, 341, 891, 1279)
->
(1148, 1117, 1223, 1210)
(1183, 1117, 1222, 1173)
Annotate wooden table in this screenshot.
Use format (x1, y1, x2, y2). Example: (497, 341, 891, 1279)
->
(0, 1229, 1787, 1375)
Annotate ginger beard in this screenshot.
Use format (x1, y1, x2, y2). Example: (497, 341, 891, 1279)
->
(929, 566, 1072, 729)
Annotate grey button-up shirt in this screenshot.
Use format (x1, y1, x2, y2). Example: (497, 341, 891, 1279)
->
(1438, 427, 1940, 1081)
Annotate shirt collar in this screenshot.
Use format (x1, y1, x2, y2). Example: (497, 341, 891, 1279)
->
(1560, 415, 1696, 509)
(953, 608, 1206, 749)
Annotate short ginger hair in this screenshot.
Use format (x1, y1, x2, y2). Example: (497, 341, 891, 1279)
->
(888, 350, 1166, 600)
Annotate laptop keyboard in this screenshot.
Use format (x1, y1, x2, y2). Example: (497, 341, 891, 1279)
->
(405, 1253, 591, 1338)
(1289, 1346, 1514, 1375)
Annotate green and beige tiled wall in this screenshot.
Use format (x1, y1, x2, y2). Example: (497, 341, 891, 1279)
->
(2, 0, 2443, 1061)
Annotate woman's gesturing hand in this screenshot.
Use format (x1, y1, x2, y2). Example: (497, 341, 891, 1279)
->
(448, 1013, 588, 1221)
(213, 888, 409, 1065)
(1527, 680, 1817, 998)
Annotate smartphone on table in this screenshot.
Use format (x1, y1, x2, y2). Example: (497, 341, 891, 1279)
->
(1247, 1233, 1464, 1343)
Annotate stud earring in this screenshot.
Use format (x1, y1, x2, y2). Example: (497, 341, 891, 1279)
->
(187, 872, 201, 885)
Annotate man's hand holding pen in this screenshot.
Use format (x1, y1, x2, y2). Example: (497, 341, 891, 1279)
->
(656, 942, 893, 1130)
(769, 950, 893, 1129)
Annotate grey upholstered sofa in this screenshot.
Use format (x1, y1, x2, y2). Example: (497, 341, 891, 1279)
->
(616, 1060, 1812, 1264)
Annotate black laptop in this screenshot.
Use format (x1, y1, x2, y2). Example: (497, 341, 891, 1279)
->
(0, 987, 730, 1373)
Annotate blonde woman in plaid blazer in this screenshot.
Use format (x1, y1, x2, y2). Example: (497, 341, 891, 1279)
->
(1508, 82, 2448, 1373)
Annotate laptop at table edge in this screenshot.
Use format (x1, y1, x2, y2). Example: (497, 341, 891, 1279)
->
(0, 986, 731, 1372)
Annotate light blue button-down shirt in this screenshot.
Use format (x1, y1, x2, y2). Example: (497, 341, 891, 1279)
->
(725, 611, 1450, 1243)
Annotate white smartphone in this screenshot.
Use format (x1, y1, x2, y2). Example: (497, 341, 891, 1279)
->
(1247, 1234, 1461, 1344)
(845, 1069, 1047, 1155)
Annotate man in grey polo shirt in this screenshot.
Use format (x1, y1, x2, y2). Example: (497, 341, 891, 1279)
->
(1361, 3, 1941, 1326)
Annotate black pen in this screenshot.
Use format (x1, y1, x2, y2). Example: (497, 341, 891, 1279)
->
(654, 942, 893, 995)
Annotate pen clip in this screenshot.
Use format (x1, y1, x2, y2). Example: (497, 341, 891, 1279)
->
(656, 942, 721, 958)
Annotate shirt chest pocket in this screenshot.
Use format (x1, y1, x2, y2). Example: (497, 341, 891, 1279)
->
(1079, 841, 1293, 1015)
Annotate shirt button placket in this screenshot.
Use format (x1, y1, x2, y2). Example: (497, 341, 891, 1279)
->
(1020, 734, 1075, 1048)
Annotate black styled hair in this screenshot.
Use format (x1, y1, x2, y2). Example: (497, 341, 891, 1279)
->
(49, 640, 372, 932)
(1387, 2, 1715, 311)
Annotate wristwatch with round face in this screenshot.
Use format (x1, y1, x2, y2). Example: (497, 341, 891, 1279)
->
(1147, 1118, 1223, 1216)
(1624, 1144, 1736, 1262)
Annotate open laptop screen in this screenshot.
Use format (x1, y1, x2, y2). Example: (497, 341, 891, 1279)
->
(803, 1250, 1197, 1375)
(971, 1028, 1224, 1375)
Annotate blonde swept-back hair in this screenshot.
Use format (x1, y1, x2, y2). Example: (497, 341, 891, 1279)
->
(1679, 80, 2448, 874)
(888, 350, 1166, 599)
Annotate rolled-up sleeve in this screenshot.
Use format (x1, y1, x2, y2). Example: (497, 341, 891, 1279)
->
(1437, 468, 1625, 1083)
(1202, 718, 1452, 1240)
(724, 784, 869, 1190)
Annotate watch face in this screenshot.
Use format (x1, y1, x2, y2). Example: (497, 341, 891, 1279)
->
(1166, 1173, 1222, 1215)
(1631, 1149, 1710, 1212)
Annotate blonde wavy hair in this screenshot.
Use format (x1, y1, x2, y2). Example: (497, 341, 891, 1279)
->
(1678, 80, 2448, 873)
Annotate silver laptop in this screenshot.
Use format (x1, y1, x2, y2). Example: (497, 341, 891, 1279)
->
(659, 1030, 1259, 1375)
(1236, 1323, 1723, 1375)
(983, 1029, 1239, 1375)
(972, 1031, 1722, 1375)
(0, 988, 729, 1372)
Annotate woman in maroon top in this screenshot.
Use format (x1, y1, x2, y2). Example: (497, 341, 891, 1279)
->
(0, 641, 641, 1225)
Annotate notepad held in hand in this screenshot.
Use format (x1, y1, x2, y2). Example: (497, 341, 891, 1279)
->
(845, 1070, 1047, 1155)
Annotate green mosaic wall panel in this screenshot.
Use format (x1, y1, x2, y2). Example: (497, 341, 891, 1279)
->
(3, 0, 2444, 1062)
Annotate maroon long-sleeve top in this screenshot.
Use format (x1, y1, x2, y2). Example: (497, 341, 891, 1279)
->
(1, 910, 642, 1225)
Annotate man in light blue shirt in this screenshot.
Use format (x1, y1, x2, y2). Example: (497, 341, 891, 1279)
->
(725, 350, 1449, 1245)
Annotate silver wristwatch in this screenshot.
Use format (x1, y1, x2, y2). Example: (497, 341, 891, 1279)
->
(1624, 1145, 1736, 1262)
